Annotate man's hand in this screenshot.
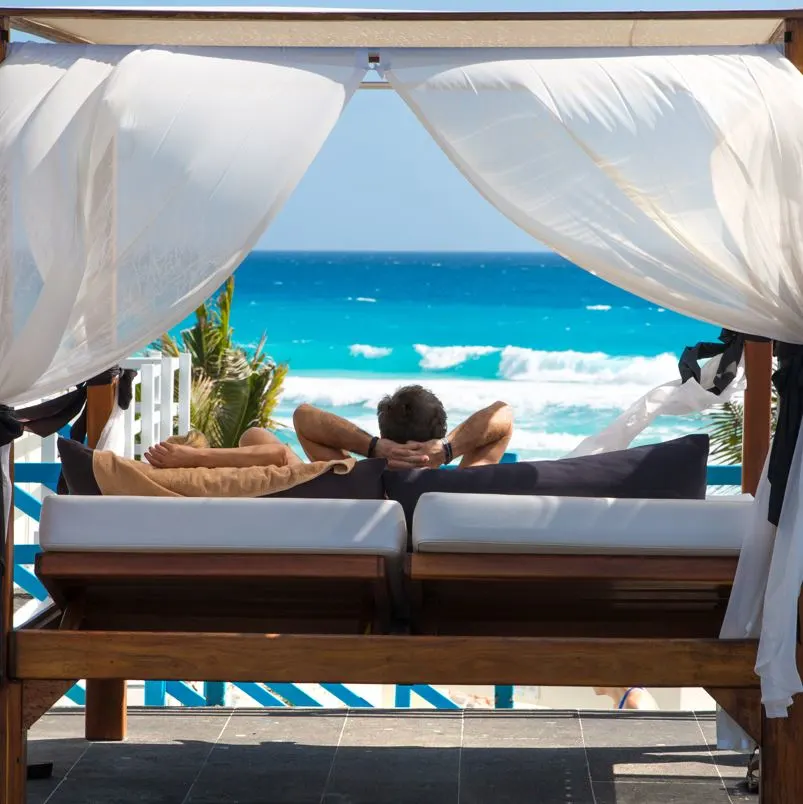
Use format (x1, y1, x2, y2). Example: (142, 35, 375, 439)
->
(402, 439, 448, 469)
(373, 438, 432, 471)
(144, 441, 200, 469)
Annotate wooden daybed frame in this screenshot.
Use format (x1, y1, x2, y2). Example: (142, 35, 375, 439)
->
(0, 7, 796, 803)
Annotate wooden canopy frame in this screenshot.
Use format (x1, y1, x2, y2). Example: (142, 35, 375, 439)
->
(0, 7, 788, 803)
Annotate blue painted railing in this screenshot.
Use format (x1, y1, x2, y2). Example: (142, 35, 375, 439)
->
(11, 457, 743, 709)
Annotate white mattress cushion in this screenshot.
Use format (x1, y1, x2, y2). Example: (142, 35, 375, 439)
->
(412, 493, 753, 555)
(39, 496, 407, 557)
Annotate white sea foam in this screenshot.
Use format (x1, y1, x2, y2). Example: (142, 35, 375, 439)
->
(586, 304, 611, 311)
(414, 344, 500, 370)
(349, 344, 392, 359)
(498, 346, 679, 386)
(356, 297, 377, 303)
(277, 347, 697, 460)
(282, 374, 655, 418)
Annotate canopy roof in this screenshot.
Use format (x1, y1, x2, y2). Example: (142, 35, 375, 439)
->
(0, 6, 796, 48)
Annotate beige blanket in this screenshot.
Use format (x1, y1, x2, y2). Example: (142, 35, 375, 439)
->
(92, 451, 356, 498)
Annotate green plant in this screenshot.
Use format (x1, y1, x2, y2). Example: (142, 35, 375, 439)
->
(708, 391, 778, 465)
(154, 276, 287, 448)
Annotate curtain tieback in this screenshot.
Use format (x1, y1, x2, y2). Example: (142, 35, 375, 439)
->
(767, 343, 803, 526)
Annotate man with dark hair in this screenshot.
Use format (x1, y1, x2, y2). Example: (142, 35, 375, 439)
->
(292, 385, 513, 470)
(145, 384, 512, 471)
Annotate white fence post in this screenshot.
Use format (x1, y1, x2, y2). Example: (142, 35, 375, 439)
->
(178, 352, 192, 435)
(139, 361, 157, 452)
(160, 356, 175, 444)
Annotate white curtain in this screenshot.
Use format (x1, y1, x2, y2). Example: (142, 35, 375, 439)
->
(386, 45, 803, 717)
(0, 44, 364, 407)
(569, 355, 743, 458)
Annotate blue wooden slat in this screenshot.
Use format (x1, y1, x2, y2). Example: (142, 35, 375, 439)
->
(66, 684, 86, 706)
(13, 463, 62, 485)
(14, 544, 42, 564)
(494, 685, 514, 709)
(394, 685, 411, 707)
(204, 681, 226, 706)
(706, 465, 742, 486)
(13, 564, 48, 601)
(319, 683, 372, 708)
(233, 683, 287, 707)
(264, 683, 321, 707)
(165, 681, 207, 707)
(394, 685, 459, 710)
(144, 681, 167, 707)
(13, 485, 42, 521)
(409, 685, 459, 710)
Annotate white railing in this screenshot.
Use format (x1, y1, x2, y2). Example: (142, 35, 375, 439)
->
(13, 352, 192, 543)
(121, 352, 192, 458)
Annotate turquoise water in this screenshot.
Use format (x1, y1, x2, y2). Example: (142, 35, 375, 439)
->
(173, 250, 721, 461)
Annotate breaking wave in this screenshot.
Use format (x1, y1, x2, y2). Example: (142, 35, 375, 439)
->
(349, 344, 392, 359)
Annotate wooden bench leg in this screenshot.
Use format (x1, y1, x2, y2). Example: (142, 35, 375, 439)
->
(1, 682, 27, 804)
(760, 696, 803, 803)
(85, 679, 127, 742)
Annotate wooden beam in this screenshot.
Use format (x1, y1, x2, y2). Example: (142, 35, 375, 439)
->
(22, 680, 73, 731)
(36, 552, 386, 581)
(12, 631, 762, 687)
(755, 20, 803, 804)
(0, 8, 798, 22)
(0, 31, 23, 802)
(85, 679, 126, 742)
(0, 682, 26, 804)
(410, 553, 738, 583)
(707, 687, 761, 744)
(742, 341, 773, 495)
(84, 379, 127, 742)
(85, 380, 117, 450)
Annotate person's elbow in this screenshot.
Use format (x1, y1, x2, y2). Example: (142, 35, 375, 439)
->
(292, 403, 314, 432)
(492, 401, 514, 433)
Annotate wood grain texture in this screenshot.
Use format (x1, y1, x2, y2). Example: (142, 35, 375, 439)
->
(0, 682, 26, 804)
(85, 379, 125, 740)
(22, 680, 73, 730)
(757, 22, 803, 800)
(706, 687, 761, 745)
(37, 552, 386, 581)
(0, 8, 797, 21)
(85, 679, 126, 742)
(86, 382, 117, 449)
(742, 341, 773, 496)
(411, 553, 738, 582)
(12, 630, 762, 687)
(761, 695, 803, 803)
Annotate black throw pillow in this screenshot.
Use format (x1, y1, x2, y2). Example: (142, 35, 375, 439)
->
(265, 458, 388, 500)
(57, 436, 387, 500)
(57, 437, 102, 495)
(382, 434, 710, 529)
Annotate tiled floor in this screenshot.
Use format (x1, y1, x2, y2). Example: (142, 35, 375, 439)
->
(26, 709, 754, 804)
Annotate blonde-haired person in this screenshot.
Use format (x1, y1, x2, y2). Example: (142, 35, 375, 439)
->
(594, 686, 659, 711)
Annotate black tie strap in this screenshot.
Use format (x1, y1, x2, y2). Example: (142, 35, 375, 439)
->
(767, 343, 803, 526)
(0, 404, 24, 448)
(678, 329, 754, 396)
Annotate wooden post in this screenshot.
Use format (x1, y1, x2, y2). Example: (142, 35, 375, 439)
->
(1, 682, 26, 804)
(742, 341, 773, 496)
(757, 21, 803, 804)
(0, 17, 27, 804)
(83, 379, 128, 742)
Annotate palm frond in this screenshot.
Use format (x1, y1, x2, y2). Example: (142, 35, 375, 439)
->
(154, 276, 287, 449)
(708, 400, 744, 465)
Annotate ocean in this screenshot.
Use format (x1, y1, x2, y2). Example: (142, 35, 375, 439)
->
(174, 250, 723, 462)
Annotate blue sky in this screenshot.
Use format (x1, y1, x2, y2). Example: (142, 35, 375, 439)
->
(9, 0, 799, 251)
